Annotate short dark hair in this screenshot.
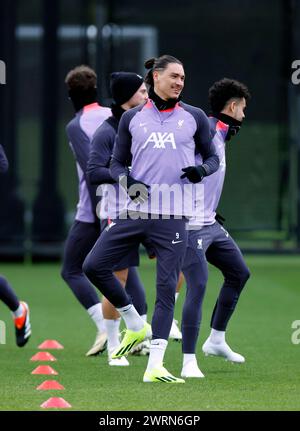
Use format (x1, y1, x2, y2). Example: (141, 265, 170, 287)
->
(65, 65, 97, 92)
(209, 78, 250, 113)
(144, 55, 183, 87)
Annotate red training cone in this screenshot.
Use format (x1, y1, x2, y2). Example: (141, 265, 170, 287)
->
(31, 352, 57, 362)
(38, 340, 64, 349)
(31, 365, 58, 375)
(36, 380, 65, 391)
(40, 397, 72, 409)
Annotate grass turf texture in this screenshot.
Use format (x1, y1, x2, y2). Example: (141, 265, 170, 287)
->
(0, 255, 299, 411)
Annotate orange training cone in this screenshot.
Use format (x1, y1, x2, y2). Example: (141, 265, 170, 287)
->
(38, 340, 64, 349)
(31, 365, 58, 375)
(40, 397, 72, 409)
(31, 352, 57, 362)
(36, 380, 65, 391)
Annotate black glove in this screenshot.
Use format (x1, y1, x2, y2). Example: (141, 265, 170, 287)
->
(120, 175, 149, 204)
(180, 165, 206, 183)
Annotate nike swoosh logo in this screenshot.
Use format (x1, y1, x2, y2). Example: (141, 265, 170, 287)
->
(172, 240, 183, 244)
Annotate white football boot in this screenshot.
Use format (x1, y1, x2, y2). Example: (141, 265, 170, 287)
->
(108, 348, 129, 366)
(202, 338, 245, 363)
(86, 331, 107, 357)
(181, 360, 205, 378)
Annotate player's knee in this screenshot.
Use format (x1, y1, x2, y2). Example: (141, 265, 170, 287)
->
(83, 255, 110, 282)
(224, 266, 250, 293)
(82, 256, 95, 280)
(185, 275, 207, 295)
(239, 266, 250, 286)
(231, 266, 250, 293)
(60, 265, 70, 282)
(197, 279, 208, 291)
(61, 263, 80, 282)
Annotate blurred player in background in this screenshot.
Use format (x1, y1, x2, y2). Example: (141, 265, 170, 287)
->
(62, 65, 111, 356)
(87, 71, 150, 365)
(0, 144, 31, 347)
(181, 78, 251, 378)
(83, 54, 219, 383)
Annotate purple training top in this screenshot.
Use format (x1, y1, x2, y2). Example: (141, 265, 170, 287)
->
(87, 114, 128, 220)
(66, 102, 111, 223)
(188, 117, 228, 228)
(110, 100, 219, 217)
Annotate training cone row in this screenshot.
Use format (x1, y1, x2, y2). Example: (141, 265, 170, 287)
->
(29, 340, 72, 409)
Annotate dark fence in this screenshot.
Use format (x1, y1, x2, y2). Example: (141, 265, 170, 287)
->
(0, 0, 300, 260)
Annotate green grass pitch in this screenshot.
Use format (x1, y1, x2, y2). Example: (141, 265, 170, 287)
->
(0, 255, 299, 411)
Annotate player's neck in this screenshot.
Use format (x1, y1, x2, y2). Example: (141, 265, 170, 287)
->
(213, 112, 242, 141)
(68, 87, 98, 112)
(149, 87, 179, 111)
(111, 103, 126, 121)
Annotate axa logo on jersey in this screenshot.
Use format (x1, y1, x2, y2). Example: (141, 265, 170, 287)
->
(142, 132, 177, 149)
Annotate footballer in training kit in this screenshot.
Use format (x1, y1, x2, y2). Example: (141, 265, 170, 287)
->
(88, 71, 183, 343)
(61, 65, 111, 356)
(87, 71, 150, 364)
(181, 78, 251, 379)
(0, 144, 31, 347)
(83, 55, 219, 383)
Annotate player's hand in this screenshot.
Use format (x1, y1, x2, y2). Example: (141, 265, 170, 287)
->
(120, 175, 149, 204)
(180, 165, 206, 183)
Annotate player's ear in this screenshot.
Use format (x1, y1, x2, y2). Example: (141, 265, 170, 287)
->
(229, 99, 236, 114)
(153, 70, 159, 82)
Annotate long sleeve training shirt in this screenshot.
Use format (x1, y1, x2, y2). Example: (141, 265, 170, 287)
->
(66, 102, 111, 223)
(110, 99, 219, 216)
(188, 116, 228, 227)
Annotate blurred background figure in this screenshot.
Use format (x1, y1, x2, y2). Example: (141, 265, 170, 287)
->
(62, 65, 111, 357)
(0, 144, 31, 347)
